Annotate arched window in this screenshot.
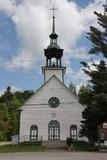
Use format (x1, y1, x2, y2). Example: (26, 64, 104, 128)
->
(30, 125, 38, 140)
(48, 120, 60, 140)
(70, 125, 77, 140)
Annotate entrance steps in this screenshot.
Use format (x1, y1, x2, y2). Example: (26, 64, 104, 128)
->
(42, 140, 67, 150)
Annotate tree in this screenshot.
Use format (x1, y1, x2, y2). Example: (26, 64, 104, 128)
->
(78, 85, 92, 105)
(0, 87, 34, 140)
(79, 61, 107, 143)
(87, 11, 107, 58)
(69, 82, 76, 95)
(0, 112, 12, 141)
(78, 3, 107, 143)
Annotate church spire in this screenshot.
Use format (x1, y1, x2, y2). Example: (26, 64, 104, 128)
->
(51, 5, 57, 33)
(50, 6, 58, 40)
(44, 5, 63, 68)
(52, 15, 55, 33)
(42, 2, 66, 83)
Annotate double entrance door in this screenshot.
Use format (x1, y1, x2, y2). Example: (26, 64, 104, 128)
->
(48, 120, 60, 140)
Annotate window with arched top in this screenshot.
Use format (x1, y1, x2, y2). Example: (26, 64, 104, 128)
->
(70, 125, 77, 140)
(30, 125, 38, 140)
(48, 120, 60, 140)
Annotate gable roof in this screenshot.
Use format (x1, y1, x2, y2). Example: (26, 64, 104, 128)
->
(20, 75, 78, 109)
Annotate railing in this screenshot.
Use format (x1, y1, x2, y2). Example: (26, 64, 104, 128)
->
(20, 135, 42, 143)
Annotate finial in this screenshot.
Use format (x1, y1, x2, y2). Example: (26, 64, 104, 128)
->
(50, 6, 57, 33)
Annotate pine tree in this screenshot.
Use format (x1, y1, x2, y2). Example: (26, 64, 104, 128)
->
(78, 3, 107, 143)
(79, 61, 107, 143)
(87, 6, 107, 58)
(69, 82, 76, 95)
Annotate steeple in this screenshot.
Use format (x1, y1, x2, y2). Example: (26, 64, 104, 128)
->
(42, 5, 66, 83)
(52, 15, 55, 33)
(51, 6, 56, 33)
(44, 6, 63, 67)
(50, 6, 58, 40)
(49, 16, 58, 40)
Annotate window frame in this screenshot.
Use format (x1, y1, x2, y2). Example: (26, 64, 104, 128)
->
(70, 125, 78, 140)
(30, 125, 38, 141)
(48, 120, 60, 140)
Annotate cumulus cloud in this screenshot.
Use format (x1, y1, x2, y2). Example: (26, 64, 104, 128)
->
(0, 0, 16, 16)
(0, 0, 106, 85)
(72, 59, 104, 92)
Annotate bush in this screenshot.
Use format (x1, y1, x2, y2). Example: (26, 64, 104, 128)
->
(66, 139, 99, 151)
(66, 137, 73, 146)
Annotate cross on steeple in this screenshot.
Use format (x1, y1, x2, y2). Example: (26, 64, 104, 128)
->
(50, 5, 57, 17)
(50, 5, 57, 33)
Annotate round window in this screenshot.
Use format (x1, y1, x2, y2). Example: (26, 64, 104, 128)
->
(48, 97, 60, 108)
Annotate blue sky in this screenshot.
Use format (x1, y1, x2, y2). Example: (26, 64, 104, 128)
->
(0, 0, 105, 93)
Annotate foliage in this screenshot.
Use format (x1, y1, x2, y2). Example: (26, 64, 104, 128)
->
(0, 87, 34, 141)
(69, 82, 76, 95)
(66, 137, 73, 146)
(67, 140, 99, 152)
(87, 11, 107, 58)
(78, 85, 92, 105)
(0, 112, 12, 141)
(79, 60, 107, 143)
(78, 5, 107, 143)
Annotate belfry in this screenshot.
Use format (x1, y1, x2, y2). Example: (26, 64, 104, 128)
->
(42, 7, 66, 82)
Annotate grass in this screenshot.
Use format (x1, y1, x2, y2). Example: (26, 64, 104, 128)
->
(0, 142, 107, 153)
(0, 144, 45, 153)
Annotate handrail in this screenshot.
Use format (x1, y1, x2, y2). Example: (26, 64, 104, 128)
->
(20, 135, 42, 142)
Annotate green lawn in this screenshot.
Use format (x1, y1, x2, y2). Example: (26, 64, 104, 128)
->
(0, 144, 45, 153)
(0, 142, 107, 153)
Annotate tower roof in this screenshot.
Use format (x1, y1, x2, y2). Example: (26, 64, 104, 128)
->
(44, 5, 63, 65)
(45, 6, 62, 52)
(49, 16, 58, 39)
(47, 43, 60, 50)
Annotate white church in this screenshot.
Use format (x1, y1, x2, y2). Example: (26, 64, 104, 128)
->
(19, 11, 84, 144)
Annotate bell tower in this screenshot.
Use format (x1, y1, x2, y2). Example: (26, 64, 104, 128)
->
(42, 6, 66, 83)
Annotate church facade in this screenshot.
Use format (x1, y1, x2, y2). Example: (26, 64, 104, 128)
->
(19, 14, 84, 143)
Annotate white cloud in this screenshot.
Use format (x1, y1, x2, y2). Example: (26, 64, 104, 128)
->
(0, 0, 16, 16)
(71, 59, 102, 89)
(86, 60, 100, 71)
(0, 0, 106, 84)
(0, 89, 5, 97)
(75, 69, 89, 81)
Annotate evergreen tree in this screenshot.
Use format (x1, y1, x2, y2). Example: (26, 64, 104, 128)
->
(79, 61, 107, 143)
(87, 9, 107, 58)
(69, 82, 76, 95)
(79, 3, 107, 143)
